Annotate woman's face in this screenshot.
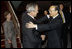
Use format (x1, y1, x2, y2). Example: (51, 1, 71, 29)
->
(6, 13, 11, 20)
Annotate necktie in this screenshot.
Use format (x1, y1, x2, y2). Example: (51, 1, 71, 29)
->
(49, 17, 53, 23)
(50, 17, 53, 21)
(60, 11, 65, 23)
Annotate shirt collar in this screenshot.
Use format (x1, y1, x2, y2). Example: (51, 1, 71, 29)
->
(27, 13, 34, 19)
(53, 14, 59, 19)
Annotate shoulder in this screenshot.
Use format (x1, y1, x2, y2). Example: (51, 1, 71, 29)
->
(22, 12, 29, 20)
(22, 12, 31, 20)
(57, 15, 61, 19)
(3, 21, 8, 27)
(22, 11, 28, 17)
(57, 15, 63, 22)
(3, 21, 7, 25)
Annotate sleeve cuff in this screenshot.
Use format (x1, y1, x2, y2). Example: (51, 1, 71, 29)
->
(47, 15, 50, 19)
(35, 25, 38, 30)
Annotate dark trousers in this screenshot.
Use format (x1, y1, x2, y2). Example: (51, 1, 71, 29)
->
(46, 39, 61, 48)
(22, 41, 41, 48)
(46, 34, 61, 48)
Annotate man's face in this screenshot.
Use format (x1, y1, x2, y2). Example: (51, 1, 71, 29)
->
(32, 5, 38, 17)
(44, 10, 48, 15)
(49, 6, 57, 17)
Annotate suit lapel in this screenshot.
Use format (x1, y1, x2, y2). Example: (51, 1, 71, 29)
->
(49, 15, 59, 23)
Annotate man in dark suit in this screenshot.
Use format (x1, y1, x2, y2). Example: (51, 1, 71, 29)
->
(21, 3, 41, 48)
(68, 5, 71, 41)
(26, 5, 63, 48)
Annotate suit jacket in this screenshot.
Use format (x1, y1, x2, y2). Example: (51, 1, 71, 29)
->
(64, 10, 71, 26)
(21, 12, 41, 48)
(36, 15, 63, 48)
(36, 15, 49, 24)
(35, 15, 50, 35)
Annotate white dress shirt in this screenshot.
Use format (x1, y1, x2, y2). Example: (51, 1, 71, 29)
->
(47, 14, 59, 19)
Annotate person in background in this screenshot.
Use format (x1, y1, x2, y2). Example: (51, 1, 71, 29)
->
(1, 26, 3, 34)
(69, 5, 71, 42)
(3, 11, 17, 48)
(44, 10, 48, 16)
(59, 3, 68, 48)
(67, 5, 71, 48)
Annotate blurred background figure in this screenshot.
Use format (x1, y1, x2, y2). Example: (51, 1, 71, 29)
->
(59, 3, 71, 48)
(69, 5, 71, 41)
(44, 10, 48, 16)
(67, 5, 71, 48)
(1, 26, 3, 34)
(3, 11, 17, 48)
(59, 3, 67, 48)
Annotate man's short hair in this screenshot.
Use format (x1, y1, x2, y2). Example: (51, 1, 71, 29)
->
(55, 5, 60, 11)
(54, 5, 61, 15)
(26, 3, 38, 13)
(49, 5, 59, 11)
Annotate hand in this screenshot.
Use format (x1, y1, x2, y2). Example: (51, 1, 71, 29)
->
(17, 34, 20, 39)
(26, 22, 37, 28)
(41, 35, 46, 41)
(8, 39, 11, 44)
